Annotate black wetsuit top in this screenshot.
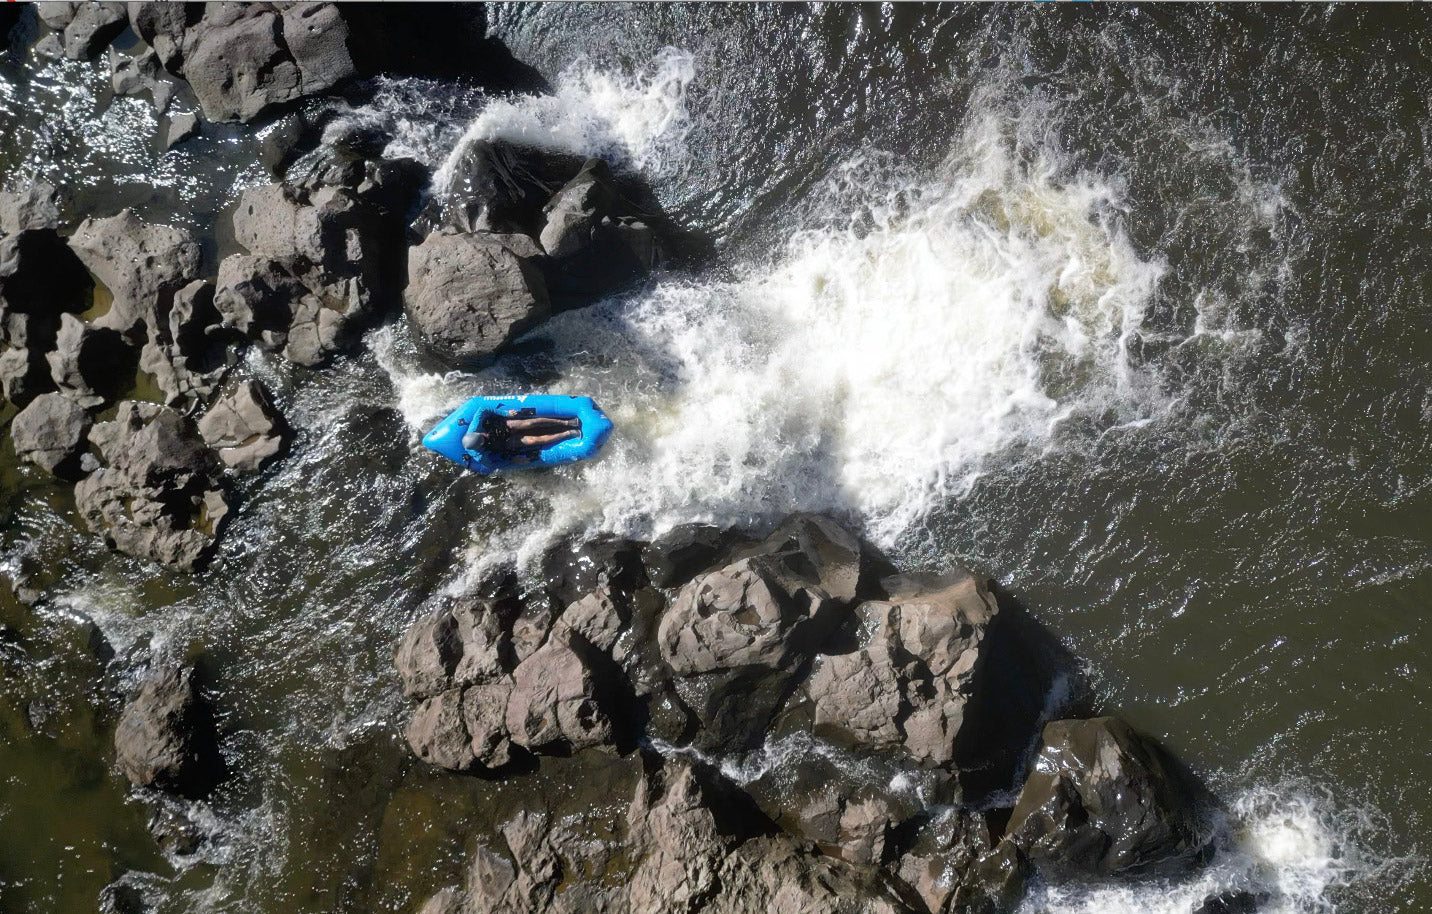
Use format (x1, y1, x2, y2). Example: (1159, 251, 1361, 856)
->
(478, 411, 519, 455)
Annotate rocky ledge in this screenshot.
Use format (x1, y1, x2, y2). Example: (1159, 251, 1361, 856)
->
(396, 515, 1218, 914)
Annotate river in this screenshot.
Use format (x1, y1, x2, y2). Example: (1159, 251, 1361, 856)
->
(1, 4, 1428, 912)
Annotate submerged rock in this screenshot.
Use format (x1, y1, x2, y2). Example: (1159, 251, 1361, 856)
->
(114, 661, 223, 798)
(139, 279, 234, 407)
(404, 230, 551, 367)
(11, 392, 92, 480)
(74, 402, 228, 570)
(642, 523, 747, 589)
(538, 158, 658, 306)
(161, 111, 200, 151)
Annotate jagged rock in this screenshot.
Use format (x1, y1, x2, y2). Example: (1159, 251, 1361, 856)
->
(197, 379, 289, 473)
(395, 598, 512, 700)
(97, 878, 150, 914)
(1003, 717, 1213, 879)
(46, 313, 136, 409)
(110, 46, 161, 98)
(139, 280, 233, 407)
(128, 1, 191, 71)
(214, 181, 395, 366)
(461, 679, 515, 769)
(642, 523, 746, 589)
(504, 629, 614, 753)
(0, 347, 56, 407)
(74, 402, 228, 569)
(424, 139, 585, 236)
(540, 534, 648, 608)
(406, 688, 477, 772)
(32, 33, 65, 61)
(11, 392, 91, 479)
(114, 661, 223, 798)
(161, 111, 200, 151)
(657, 514, 862, 748)
(178, 2, 356, 123)
(404, 230, 550, 367)
(61, 1, 126, 60)
(538, 158, 657, 304)
(0, 181, 61, 235)
(556, 588, 628, 654)
(893, 808, 997, 914)
(69, 210, 203, 343)
(37, 3, 78, 31)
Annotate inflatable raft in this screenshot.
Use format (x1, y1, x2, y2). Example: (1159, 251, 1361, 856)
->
(422, 394, 614, 475)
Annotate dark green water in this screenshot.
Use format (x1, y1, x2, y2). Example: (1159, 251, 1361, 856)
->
(2, 4, 1429, 912)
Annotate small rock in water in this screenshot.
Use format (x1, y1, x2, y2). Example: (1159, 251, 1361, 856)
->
(160, 111, 200, 151)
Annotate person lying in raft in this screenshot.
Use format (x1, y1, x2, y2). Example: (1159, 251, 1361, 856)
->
(461, 411, 580, 460)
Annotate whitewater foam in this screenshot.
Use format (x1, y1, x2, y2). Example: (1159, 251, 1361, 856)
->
(1018, 785, 1394, 914)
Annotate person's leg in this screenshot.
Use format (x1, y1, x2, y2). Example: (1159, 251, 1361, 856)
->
(516, 429, 580, 448)
(507, 416, 580, 434)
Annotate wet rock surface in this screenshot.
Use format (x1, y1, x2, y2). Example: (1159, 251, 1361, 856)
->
(74, 402, 229, 570)
(114, 660, 223, 798)
(197, 379, 290, 473)
(393, 514, 1216, 914)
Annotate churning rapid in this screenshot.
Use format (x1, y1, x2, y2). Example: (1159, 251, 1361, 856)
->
(2, 5, 1429, 914)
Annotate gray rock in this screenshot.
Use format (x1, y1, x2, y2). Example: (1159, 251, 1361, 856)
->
(1003, 717, 1213, 879)
(0, 181, 61, 235)
(11, 392, 91, 479)
(128, 1, 189, 71)
(196, 379, 289, 472)
(406, 688, 477, 772)
(0, 228, 94, 322)
(415, 887, 469, 914)
(110, 46, 161, 98)
(656, 514, 863, 749)
(0, 347, 56, 408)
(114, 661, 223, 797)
(642, 523, 746, 589)
(214, 182, 394, 366)
(74, 402, 228, 570)
(404, 230, 550, 367)
(423, 139, 585, 236)
(460, 679, 514, 769)
(539, 534, 648, 608)
(46, 313, 136, 409)
(538, 158, 658, 305)
(36, 2, 78, 31)
(69, 210, 203, 343)
(139, 280, 233, 407)
(504, 629, 613, 753)
(161, 111, 200, 151)
(395, 606, 462, 700)
(32, 33, 65, 61)
(179, 2, 355, 123)
(62, 2, 127, 60)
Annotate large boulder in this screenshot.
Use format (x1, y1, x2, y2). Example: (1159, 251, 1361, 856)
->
(657, 514, 863, 749)
(1002, 717, 1214, 879)
(128, 1, 192, 71)
(404, 230, 550, 367)
(423, 140, 585, 237)
(11, 392, 92, 480)
(197, 379, 290, 473)
(114, 661, 223, 798)
(538, 158, 658, 306)
(0, 347, 56, 408)
(504, 629, 615, 753)
(68, 211, 203, 343)
(61, 1, 127, 60)
(0, 227, 93, 324)
(176, 2, 356, 123)
(642, 523, 748, 589)
(214, 181, 397, 366)
(73, 402, 229, 570)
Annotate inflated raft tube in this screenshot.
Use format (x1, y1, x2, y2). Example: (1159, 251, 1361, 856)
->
(422, 394, 614, 475)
